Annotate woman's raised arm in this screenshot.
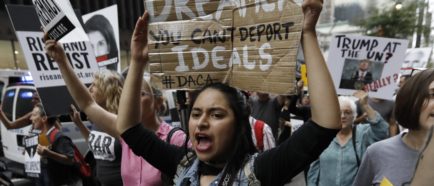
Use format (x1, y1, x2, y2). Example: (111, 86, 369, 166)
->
(302, 0, 340, 129)
(44, 35, 118, 137)
(117, 12, 149, 134)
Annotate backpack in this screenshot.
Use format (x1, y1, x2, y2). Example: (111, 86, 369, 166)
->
(253, 120, 265, 152)
(352, 125, 360, 167)
(49, 128, 92, 178)
(162, 127, 189, 186)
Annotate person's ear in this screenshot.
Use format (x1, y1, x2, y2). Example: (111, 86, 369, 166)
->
(42, 116, 48, 123)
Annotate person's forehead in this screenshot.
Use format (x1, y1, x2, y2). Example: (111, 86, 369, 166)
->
(194, 89, 230, 108)
(340, 102, 353, 110)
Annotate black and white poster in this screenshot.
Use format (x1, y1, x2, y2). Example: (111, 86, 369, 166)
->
(7, 5, 99, 116)
(24, 134, 40, 178)
(88, 131, 116, 161)
(401, 47, 432, 75)
(32, 0, 75, 41)
(82, 5, 120, 72)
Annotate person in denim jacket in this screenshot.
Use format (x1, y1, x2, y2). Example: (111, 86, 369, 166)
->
(307, 92, 389, 186)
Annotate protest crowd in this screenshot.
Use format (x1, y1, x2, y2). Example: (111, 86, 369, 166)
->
(0, 0, 433, 186)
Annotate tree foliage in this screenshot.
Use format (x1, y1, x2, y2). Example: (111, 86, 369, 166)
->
(360, 1, 430, 40)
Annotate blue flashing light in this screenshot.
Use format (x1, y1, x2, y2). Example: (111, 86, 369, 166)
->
(20, 76, 33, 83)
(20, 91, 33, 99)
(6, 91, 15, 98)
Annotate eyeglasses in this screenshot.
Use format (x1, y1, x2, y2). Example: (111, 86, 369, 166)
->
(141, 91, 161, 97)
(340, 110, 353, 117)
(141, 91, 153, 96)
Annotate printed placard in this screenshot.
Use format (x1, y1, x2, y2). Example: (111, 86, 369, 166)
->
(24, 134, 40, 178)
(82, 5, 121, 71)
(7, 5, 99, 116)
(401, 47, 432, 75)
(88, 131, 116, 161)
(145, 0, 303, 94)
(32, 0, 75, 41)
(327, 34, 408, 100)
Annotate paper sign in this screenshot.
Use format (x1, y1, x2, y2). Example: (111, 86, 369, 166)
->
(82, 5, 121, 72)
(327, 34, 408, 100)
(145, 0, 303, 94)
(24, 134, 40, 178)
(32, 0, 75, 41)
(400, 47, 432, 75)
(7, 5, 99, 116)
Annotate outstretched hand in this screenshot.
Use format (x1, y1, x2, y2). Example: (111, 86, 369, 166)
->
(353, 90, 369, 107)
(302, 0, 323, 33)
(69, 104, 82, 124)
(44, 33, 67, 64)
(131, 11, 150, 64)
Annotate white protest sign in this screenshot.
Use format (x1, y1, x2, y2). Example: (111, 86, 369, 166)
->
(24, 135, 40, 178)
(327, 34, 408, 100)
(146, 0, 303, 94)
(82, 5, 121, 71)
(88, 131, 116, 161)
(400, 47, 432, 75)
(16, 32, 97, 87)
(7, 5, 99, 116)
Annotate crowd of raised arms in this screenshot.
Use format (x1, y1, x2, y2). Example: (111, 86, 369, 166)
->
(1, 0, 433, 185)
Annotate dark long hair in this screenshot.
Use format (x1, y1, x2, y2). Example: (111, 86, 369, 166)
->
(395, 69, 434, 130)
(189, 83, 257, 185)
(84, 14, 118, 60)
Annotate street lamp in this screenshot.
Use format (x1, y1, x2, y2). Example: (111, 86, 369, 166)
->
(395, 3, 403, 10)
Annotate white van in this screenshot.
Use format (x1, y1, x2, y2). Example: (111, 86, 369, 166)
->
(0, 70, 91, 176)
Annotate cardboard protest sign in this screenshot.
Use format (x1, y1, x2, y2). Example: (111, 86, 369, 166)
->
(82, 5, 121, 72)
(327, 34, 408, 100)
(400, 47, 432, 75)
(7, 5, 99, 116)
(24, 134, 40, 178)
(145, 0, 303, 94)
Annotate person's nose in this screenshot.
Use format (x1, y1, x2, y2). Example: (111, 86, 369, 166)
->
(197, 115, 209, 130)
(93, 45, 100, 56)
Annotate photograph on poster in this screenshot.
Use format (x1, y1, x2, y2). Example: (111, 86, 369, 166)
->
(84, 14, 118, 70)
(339, 58, 384, 91)
(402, 48, 432, 68)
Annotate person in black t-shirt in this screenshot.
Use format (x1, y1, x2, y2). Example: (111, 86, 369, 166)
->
(115, 0, 342, 185)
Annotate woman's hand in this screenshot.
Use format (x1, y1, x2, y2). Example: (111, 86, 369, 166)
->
(131, 11, 150, 64)
(353, 90, 368, 107)
(302, 0, 323, 34)
(44, 33, 68, 64)
(69, 104, 82, 124)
